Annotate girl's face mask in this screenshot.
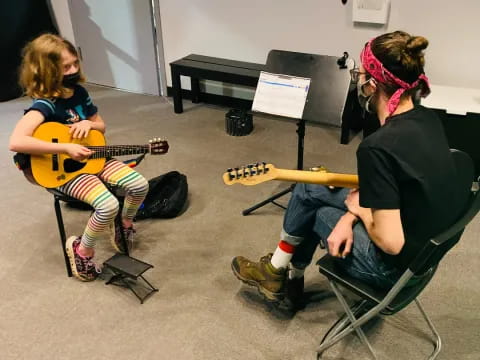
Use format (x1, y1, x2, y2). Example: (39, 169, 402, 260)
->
(62, 72, 81, 88)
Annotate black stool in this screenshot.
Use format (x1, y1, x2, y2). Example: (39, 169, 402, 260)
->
(103, 253, 158, 304)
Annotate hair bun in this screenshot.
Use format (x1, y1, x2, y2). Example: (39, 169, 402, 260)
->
(406, 36, 429, 55)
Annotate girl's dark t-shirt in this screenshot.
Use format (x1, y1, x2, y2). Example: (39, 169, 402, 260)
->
(25, 85, 98, 123)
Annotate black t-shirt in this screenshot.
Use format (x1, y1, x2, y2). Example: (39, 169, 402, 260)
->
(357, 105, 464, 270)
(25, 85, 98, 123)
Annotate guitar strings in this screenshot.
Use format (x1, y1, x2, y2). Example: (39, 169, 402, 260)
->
(86, 145, 150, 159)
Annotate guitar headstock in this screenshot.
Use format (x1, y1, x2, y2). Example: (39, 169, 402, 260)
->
(149, 138, 169, 155)
(223, 162, 277, 186)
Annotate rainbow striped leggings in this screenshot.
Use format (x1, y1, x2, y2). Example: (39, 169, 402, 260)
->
(57, 159, 149, 248)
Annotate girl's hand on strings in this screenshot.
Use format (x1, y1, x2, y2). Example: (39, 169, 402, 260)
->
(65, 143, 92, 161)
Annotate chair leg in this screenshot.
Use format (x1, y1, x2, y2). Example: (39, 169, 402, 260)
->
(115, 212, 130, 257)
(320, 300, 371, 345)
(53, 196, 72, 277)
(317, 281, 377, 359)
(415, 299, 442, 360)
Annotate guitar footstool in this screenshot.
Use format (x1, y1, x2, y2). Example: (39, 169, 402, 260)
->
(103, 254, 158, 304)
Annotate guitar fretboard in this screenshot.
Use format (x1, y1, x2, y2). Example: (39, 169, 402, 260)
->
(86, 145, 149, 159)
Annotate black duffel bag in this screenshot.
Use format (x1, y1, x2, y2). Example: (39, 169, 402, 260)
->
(135, 171, 188, 219)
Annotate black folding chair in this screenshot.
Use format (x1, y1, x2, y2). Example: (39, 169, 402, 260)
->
(48, 186, 130, 277)
(316, 149, 479, 359)
(47, 155, 145, 277)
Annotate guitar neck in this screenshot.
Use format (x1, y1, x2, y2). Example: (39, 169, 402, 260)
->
(86, 145, 149, 159)
(274, 168, 359, 188)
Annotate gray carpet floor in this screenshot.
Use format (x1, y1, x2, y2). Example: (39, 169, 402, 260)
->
(1, 85, 479, 360)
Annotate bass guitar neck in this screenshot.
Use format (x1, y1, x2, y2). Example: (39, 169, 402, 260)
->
(223, 163, 358, 188)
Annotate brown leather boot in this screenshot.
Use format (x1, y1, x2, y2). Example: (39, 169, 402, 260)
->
(231, 253, 287, 301)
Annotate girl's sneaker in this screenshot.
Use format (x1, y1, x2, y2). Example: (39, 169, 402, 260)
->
(65, 236, 102, 281)
(111, 221, 135, 254)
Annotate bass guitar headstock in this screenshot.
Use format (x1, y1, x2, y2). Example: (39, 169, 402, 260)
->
(223, 162, 277, 186)
(149, 138, 169, 155)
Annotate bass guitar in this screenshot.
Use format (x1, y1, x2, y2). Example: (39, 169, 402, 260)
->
(223, 162, 358, 188)
(26, 122, 169, 188)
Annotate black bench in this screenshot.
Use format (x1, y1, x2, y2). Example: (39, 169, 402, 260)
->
(169, 54, 265, 114)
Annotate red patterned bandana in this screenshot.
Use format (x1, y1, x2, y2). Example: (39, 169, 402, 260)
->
(360, 39, 431, 116)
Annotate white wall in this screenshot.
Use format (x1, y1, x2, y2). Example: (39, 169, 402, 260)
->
(159, 0, 480, 97)
(48, 0, 76, 44)
(50, 1, 480, 97)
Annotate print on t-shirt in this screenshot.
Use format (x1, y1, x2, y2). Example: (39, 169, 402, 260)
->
(65, 108, 80, 123)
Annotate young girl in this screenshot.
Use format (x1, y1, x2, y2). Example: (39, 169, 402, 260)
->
(9, 33, 149, 282)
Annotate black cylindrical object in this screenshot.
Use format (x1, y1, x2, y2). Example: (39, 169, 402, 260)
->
(225, 109, 253, 136)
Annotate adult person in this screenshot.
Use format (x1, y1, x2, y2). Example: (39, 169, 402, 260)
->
(231, 30, 463, 308)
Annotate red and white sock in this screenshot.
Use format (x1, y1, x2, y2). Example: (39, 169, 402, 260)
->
(270, 241, 296, 270)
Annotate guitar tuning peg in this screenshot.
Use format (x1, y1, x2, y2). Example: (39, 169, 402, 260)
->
(262, 162, 269, 173)
(241, 166, 247, 177)
(149, 139, 153, 143)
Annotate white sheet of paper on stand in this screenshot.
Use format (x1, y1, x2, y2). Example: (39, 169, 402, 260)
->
(252, 71, 311, 119)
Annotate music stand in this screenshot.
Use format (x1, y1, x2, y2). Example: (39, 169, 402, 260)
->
(242, 50, 352, 215)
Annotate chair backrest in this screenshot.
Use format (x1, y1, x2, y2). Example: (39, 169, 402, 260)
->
(410, 149, 478, 275)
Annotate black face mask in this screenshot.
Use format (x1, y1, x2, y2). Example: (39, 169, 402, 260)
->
(62, 72, 81, 88)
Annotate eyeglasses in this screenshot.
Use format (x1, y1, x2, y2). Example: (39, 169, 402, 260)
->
(349, 68, 369, 83)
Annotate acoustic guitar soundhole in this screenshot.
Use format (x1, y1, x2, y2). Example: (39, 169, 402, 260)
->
(63, 159, 86, 173)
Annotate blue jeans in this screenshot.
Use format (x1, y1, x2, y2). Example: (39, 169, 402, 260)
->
(282, 184, 401, 288)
